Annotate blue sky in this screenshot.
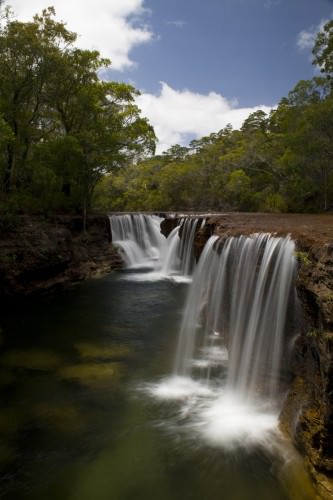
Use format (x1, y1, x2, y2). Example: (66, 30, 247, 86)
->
(129, 0, 333, 105)
(9, 0, 333, 152)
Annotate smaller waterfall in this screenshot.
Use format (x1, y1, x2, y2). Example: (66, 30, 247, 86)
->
(110, 214, 166, 269)
(162, 218, 201, 277)
(110, 214, 201, 280)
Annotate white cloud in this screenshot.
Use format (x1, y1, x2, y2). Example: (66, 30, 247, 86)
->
(166, 20, 187, 28)
(136, 82, 272, 154)
(263, 0, 281, 9)
(9, 0, 154, 70)
(297, 18, 328, 51)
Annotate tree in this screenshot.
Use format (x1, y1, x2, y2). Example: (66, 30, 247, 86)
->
(313, 19, 333, 76)
(291, 98, 333, 210)
(241, 110, 268, 135)
(0, 7, 77, 192)
(224, 169, 252, 210)
(270, 77, 333, 211)
(0, 7, 156, 222)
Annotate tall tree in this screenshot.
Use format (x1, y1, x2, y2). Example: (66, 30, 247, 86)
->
(0, 7, 77, 191)
(0, 6, 156, 221)
(313, 19, 333, 76)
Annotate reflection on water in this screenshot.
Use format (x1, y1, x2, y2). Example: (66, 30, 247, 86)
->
(0, 272, 315, 499)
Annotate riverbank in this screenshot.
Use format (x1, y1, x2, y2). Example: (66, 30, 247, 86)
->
(0, 214, 122, 298)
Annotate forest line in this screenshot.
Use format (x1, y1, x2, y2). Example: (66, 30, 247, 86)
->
(0, 3, 332, 218)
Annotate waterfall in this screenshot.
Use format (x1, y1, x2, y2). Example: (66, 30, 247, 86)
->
(143, 231, 298, 449)
(162, 218, 201, 277)
(174, 233, 296, 401)
(109, 214, 166, 269)
(110, 214, 201, 279)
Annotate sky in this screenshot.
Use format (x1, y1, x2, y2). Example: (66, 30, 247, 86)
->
(8, 0, 333, 153)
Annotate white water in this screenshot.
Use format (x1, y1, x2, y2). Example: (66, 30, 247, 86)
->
(162, 218, 201, 277)
(144, 375, 281, 450)
(145, 232, 297, 451)
(109, 214, 201, 281)
(109, 214, 165, 270)
(174, 233, 296, 400)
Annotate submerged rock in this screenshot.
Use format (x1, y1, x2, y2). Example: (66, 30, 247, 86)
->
(58, 362, 125, 387)
(75, 342, 134, 361)
(1, 348, 62, 371)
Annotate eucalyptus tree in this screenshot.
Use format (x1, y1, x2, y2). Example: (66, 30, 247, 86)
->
(269, 75, 333, 211)
(313, 19, 333, 76)
(0, 7, 77, 192)
(0, 6, 156, 221)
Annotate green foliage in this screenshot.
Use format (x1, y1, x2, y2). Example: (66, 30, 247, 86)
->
(312, 19, 333, 76)
(261, 193, 288, 213)
(0, 6, 156, 221)
(294, 251, 311, 266)
(224, 169, 252, 210)
(307, 329, 333, 342)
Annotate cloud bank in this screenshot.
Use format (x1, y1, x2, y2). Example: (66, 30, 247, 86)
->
(9, 2, 273, 154)
(137, 82, 272, 153)
(9, 0, 153, 70)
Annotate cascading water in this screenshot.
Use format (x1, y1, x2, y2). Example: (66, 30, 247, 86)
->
(174, 233, 296, 400)
(146, 232, 297, 450)
(110, 214, 201, 280)
(162, 218, 202, 277)
(109, 214, 166, 269)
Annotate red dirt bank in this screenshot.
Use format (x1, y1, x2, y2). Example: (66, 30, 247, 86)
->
(205, 212, 333, 246)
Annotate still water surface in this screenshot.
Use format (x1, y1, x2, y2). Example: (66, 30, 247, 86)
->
(0, 272, 314, 499)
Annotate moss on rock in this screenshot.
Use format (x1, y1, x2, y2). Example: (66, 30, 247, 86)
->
(58, 362, 125, 387)
(75, 342, 133, 361)
(1, 348, 62, 371)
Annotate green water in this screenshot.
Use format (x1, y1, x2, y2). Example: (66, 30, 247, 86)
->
(0, 273, 315, 500)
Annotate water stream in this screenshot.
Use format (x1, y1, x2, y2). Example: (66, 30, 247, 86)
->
(109, 214, 199, 281)
(0, 216, 315, 499)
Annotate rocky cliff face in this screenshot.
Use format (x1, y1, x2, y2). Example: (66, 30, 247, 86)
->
(280, 241, 333, 498)
(0, 215, 122, 297)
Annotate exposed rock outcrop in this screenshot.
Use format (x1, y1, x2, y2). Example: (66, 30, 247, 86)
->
(280, 332, 333, 499)
(280, 242, 333, 498)
(0, 215, 122, 297)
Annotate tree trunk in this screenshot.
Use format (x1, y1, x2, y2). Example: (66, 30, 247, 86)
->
(82, 198, 87, 233)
